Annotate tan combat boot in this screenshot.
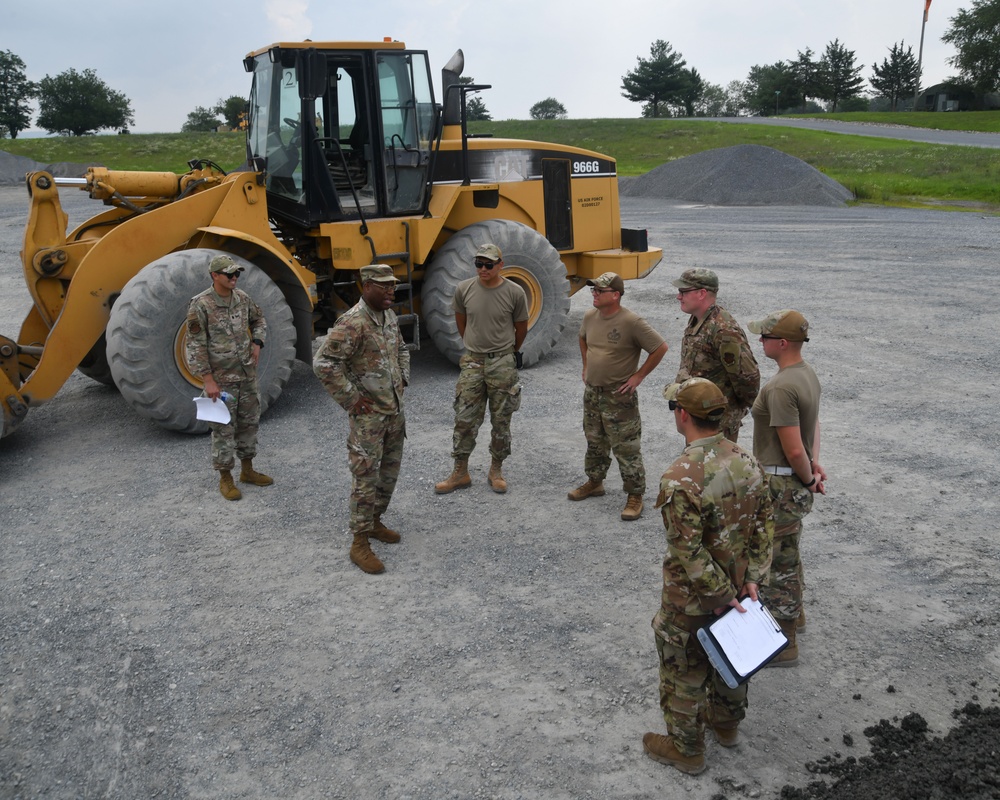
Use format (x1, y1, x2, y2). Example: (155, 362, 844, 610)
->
(239, 458, 274, 486)
(766, 617, 799, 667)
(641, 733, 706, 775)
(219, 469, 242, 501)
(705, 709, 739, 748)
(350, 534, 385, 574)
(621, 493, 644, 521)
(370, 515, 401, 544)
(567, 478, 605, 501)
(487, 458, 507, 493)
(435, 458, 471, 494)
(797, 607, 806, 633)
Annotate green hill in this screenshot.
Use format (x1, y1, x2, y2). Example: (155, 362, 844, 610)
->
(3, 115, 998, 210)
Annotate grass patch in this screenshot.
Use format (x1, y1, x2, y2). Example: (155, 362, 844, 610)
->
(0, 132, 248, 173)
(791, 110, 1000, 133)
(3, 115, 998, 209)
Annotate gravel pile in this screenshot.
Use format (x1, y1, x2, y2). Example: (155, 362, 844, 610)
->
(619, 144, 853, 206)
(0, 149, 94, 185)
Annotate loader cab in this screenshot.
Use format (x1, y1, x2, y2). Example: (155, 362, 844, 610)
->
(245, 43, 437, 226)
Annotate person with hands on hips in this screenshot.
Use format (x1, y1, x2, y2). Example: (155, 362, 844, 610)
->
(314, 264, 410, 575)
(567, 271, 668, 521)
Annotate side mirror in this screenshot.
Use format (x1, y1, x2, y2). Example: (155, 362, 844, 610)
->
(297, 48, 327, 100)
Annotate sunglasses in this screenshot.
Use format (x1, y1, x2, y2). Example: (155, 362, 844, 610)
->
(668, 400, 680, 411)
(590, 287, 616, 294)
(474, 260, 498, 269)
(759, 334, 783, 340)
(677, 287, 701, 295)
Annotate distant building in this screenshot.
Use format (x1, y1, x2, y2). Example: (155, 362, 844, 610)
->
(916, 83, 1000, 112)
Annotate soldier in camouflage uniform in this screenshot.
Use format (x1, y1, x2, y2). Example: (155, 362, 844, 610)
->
(314, 264, 410, 575)
(435, 243, 528, 495)
(567, 272, 668, 521)
(749, 310, 826, 665)
(185, 254, 272, 501)
(673, 269, 759, 442)
(643, 378, 773, 776)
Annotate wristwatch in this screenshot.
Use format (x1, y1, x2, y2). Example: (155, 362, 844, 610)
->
(252, 338, 264, 348)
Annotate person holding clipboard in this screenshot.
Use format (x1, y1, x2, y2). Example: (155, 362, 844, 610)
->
(644, 378, 774, 776)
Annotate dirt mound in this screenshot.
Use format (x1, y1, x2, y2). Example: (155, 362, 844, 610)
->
(619, 144, 853, 206)
(0, 149, 95, 185)
(778, 702, 1000, 799)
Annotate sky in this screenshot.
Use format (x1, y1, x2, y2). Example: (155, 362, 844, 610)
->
(2, 0, 968, 134)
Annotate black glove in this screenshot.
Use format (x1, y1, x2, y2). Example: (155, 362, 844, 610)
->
(514, 351, 524, 369)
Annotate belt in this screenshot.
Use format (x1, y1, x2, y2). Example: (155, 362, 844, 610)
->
(468, 348, 513, 359)
(762, 466, 795, 476)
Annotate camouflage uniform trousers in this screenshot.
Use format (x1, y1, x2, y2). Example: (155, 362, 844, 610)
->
(654, 614, 748, 757)
(582, 385, 645, 494)
(760, 474, 814, 620)
(720, 407, 747, 444)
(348, 411, 406, 536)
(451, 353, 521, 461)
(208, 377, 261, 470)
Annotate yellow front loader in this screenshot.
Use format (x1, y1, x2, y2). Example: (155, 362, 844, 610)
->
(0, 40, 660, 439)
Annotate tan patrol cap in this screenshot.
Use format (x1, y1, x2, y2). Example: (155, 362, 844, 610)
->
(475, 243, 503, 262)
(748, 309, 810, 342)
(663, 377, 728, 419)
(209, 255, 243, 275)
(360, 264, 400, 284)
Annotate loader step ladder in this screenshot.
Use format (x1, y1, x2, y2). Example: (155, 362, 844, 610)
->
(365, 221, 419, 351)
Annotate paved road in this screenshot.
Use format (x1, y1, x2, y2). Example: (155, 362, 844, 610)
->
(693, 116, 1000, 148)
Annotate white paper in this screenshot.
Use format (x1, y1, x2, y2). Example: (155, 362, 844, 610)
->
(707, 597, 786, 676)
(193, 397, 231, 424)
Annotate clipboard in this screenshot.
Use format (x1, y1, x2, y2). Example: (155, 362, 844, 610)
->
(696, 598, 788, 689)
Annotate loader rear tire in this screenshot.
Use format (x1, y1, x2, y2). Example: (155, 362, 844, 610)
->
(422, 220, 569, 368)
(106, 249, 296, 434)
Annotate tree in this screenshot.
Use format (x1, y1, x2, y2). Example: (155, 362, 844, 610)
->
(214, 95, 248, 129)
(818, 39, 865, 112)
(182, 105, 223, 132)
(870, 41, 921, 111)
(674, 67, 705, 117)
(744, 62, 799, 116)
(696, 83, 728, 117)
(0, 50, 36, 139)
(621, 40, 690, 118)
(37, 68, 134, 136)
(529, 97, 567, 120)
(789, 49, 824, 111)
(942, 0, 1000, 108)
(458, 76, 491, 121)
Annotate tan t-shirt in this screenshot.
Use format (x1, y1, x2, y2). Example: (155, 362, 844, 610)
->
(580, 307, 665, 387)
(751, 360, 821, 467)
(454, 277, 529, 353)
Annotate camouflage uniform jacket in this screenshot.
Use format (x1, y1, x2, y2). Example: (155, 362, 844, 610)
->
(185, 287, 266, 383)
(676, 304, 759, 429)
(653, 433, 773, 625)
(313, 299, 410, 415)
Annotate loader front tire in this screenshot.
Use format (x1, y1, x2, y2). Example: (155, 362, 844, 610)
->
(107, 249, 296, 434)
(422, 220, 569, 368)
(77, 334, 115, 385)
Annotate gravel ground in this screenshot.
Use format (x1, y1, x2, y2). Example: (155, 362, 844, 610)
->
(1, 185, 1000, 799)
